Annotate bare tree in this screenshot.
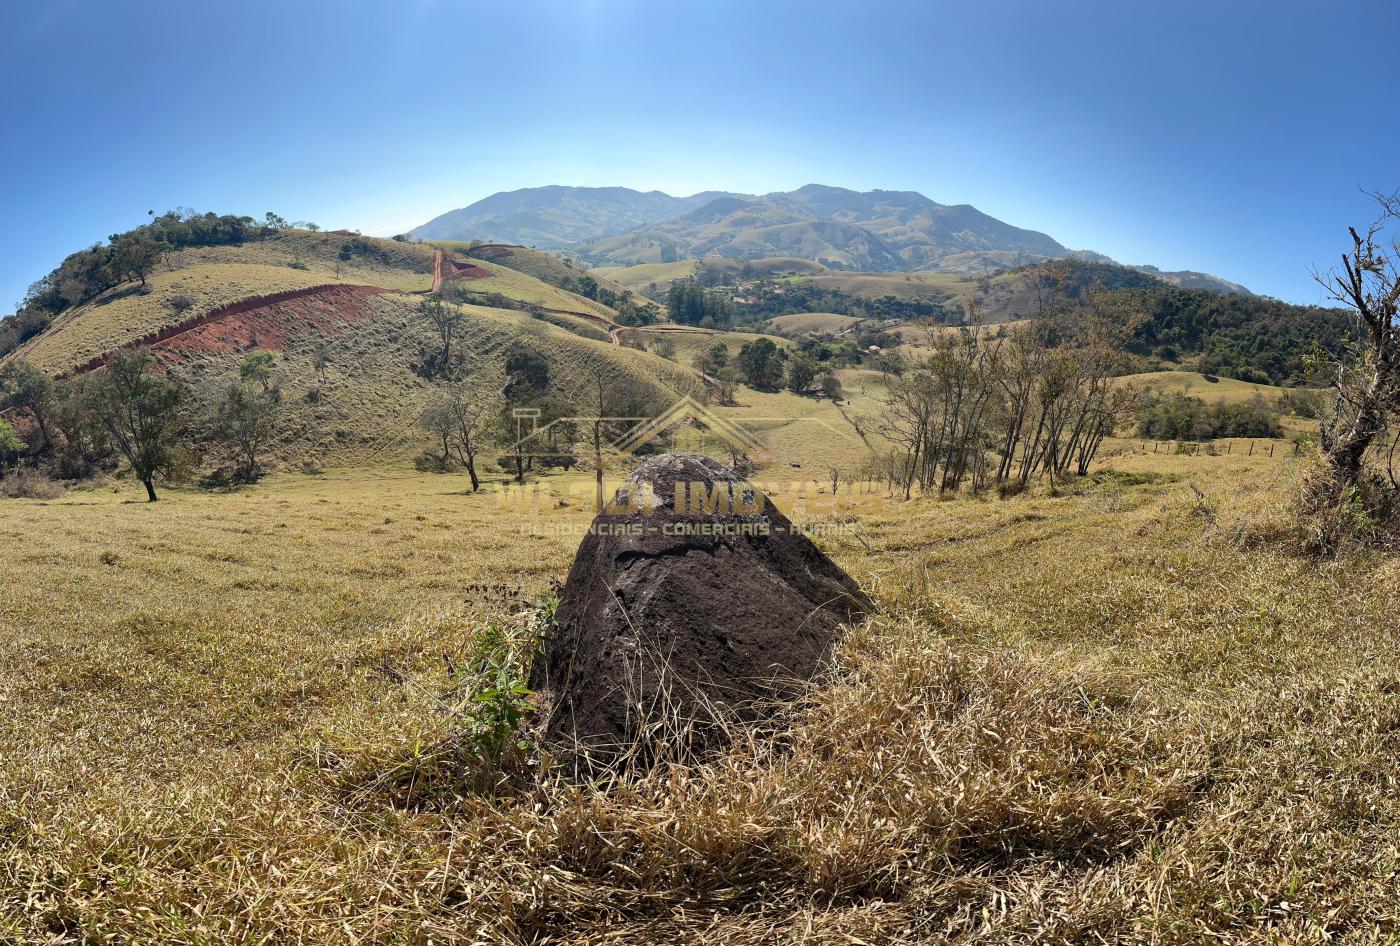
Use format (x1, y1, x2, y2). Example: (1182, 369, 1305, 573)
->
(582, 368, 647, 512)
(1312, 191, 1400, 497)
(880, 282, 1141, 499)
(311, 342, 331, 388)
(421, 383, 497, 490)
(419, 299, 464, 377)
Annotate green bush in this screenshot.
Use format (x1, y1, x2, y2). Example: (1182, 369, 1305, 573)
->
(1136, 393, 1282, 440)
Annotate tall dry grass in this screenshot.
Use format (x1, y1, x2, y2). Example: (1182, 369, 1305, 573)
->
(1, 453, 1397, 942)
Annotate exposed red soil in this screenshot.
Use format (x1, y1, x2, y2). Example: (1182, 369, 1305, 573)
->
(64, 284, 391, 377)
(467, 244, 518, 262)
(430, 248, 493, 291)
(440, 254, 492, 282)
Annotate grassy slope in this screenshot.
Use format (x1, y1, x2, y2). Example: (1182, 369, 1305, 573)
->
(1123, 369, 1289, 404)
(632, 326, 792, 366)
(4, 445, 1391, 942)
(591, 259, 698, 292)
(451, 243, 643, 306)
(154, 297, 698, 466)
(447, 256, 620, 322)
(595, 256, 831, 293)
(11, 232, 437, 374)
(8, 235, 704, 464)
(195, 230, 437, 291)
(765, 312, 865, 335)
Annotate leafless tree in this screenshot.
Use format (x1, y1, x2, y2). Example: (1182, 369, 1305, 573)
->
(880, 281, 1142, 499)
(421, 383, 497, 490)
(1312, 191, 1400, 497)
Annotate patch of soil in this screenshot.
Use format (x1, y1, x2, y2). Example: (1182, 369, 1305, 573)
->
(65, 284, 390, 376)
(467, 244, 516, 262)
(154, 285, 387, 360)
(530, 452, 872, 769)
(441, 255, 491, 281)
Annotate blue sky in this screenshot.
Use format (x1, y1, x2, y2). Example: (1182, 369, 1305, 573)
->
(2, 0, 1397, 310)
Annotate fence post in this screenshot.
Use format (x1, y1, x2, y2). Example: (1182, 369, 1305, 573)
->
(1248, 441, 1254, 456)
(1269, 443, 1275, 457)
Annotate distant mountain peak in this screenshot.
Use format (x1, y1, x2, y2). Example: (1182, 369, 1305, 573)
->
(410, 184, 1245, 288)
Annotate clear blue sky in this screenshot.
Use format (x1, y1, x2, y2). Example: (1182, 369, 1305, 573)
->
(3, 0, 1397, 310)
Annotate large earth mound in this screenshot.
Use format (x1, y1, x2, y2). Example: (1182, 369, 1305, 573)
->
(530, 452, 872, 768)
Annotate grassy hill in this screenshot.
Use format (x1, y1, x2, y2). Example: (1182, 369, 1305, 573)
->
(434, 243, 645, 308)
(1121, 370, 1291, 405)
(595, 257, 831, 294)
(765, 312, 866, 336)
(4, 230, 706, 466)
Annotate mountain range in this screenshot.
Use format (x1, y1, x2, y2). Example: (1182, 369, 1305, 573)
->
(410, 184, 1249, 293)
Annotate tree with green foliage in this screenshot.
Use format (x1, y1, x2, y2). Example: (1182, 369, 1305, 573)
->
(50, 376, 113, 479)
(107, 232, 165, 287)
(503, 346, 551, 403)
(712, 366, 738, 405)
(737, 338, 785, 389)
(86, 350, 188, 502)
(213, 378, 280, 482)
(0, 361, 55, 452)
(666, 281, 731, 327)
(0, 419, 25, 470)
(239, 351, 277, 392)
(786, 355, 818, 393)
(1135, 393, 1282, 440)
(819, 370, 844, 401)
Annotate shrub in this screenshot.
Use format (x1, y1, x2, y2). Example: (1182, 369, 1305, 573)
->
(0, 468, 64, 500)
(1136, 393, 1282, 440)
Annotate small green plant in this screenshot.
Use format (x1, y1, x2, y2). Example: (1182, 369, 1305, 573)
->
(456, 622, 536, 760)
(463, 656, 534, 758)
(1338, 486, 1376, 535)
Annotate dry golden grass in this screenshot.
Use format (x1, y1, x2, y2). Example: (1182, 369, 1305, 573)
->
(451, 258, 620, 322)
(13, 263, 352, 374)
(2, 447, 1398, 942)
(1122, 369, 1304, 405)
(764, 312, 865, 336)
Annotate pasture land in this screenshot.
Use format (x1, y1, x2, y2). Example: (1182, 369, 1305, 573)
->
(3, 441, 1392, 942)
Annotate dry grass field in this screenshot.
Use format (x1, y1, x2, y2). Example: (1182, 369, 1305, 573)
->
(4, 439, 1398, 943)
(764, 312, 865, 336)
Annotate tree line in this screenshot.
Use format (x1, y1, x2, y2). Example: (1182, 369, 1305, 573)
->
(876, 291, 1142, 498)
(0, 350, 279, 501)
(2, 209, 315, 361)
